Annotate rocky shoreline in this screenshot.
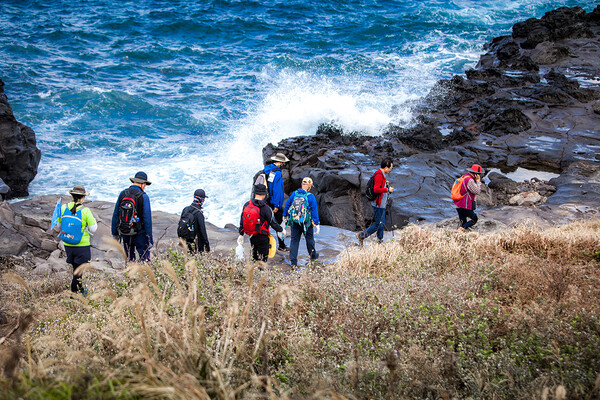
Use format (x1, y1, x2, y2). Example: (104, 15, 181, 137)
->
(264, 6, 600, 231)
(1, 6, 599, 274)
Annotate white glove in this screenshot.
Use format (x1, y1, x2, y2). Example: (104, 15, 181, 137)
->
(282, 217, 288, 227)
(314, 225, 320, 235)
(237, 235, 244, 246)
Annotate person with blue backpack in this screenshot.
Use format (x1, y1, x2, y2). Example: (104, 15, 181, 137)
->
(56, 185, 97, 296)
(283, 177, 320, 267)
(111, 171, 153, 262)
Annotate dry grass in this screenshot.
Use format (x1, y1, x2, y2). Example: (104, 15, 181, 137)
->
(0, 219, 599, 399)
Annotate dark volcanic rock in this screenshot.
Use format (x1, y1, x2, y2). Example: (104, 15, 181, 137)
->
(513, 6, 593, 49)
(0, 79, 41, 197)
(263, 6, 600, 231)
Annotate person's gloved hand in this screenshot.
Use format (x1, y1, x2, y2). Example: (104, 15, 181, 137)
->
(278, 229, 286, 240)
(237, 235, 244, 246)
(282, 217, 288, 227)
(314, 224, 320, 235)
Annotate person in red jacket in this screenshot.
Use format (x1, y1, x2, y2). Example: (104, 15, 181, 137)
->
(356, 158, 394, 245)
(454, 164, 484, 231)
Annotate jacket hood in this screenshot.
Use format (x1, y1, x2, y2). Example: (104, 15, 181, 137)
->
(263, 163, 280, 174)
(251, 198, 268, 207)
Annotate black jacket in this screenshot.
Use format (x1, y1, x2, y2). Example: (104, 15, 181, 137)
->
(183, 204, 210, 252)
(239, 198, 283, 236)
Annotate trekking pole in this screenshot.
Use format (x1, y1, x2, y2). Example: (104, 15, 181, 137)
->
(387, 205, 395, 240)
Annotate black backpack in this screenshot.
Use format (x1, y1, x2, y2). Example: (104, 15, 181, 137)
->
(117, 188, 144, 236)
(364, 171, 383, 201)
(177, 206, 200, 241)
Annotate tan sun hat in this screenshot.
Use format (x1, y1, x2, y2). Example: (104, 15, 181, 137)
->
(302, 177, 313, 185)
(68, 185, 89, 196)
(271, 152, 290, 163)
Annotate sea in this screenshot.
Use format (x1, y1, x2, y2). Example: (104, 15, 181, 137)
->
(0, 0, 596, 226)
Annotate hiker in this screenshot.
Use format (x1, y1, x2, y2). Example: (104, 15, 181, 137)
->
(56, 185, 97, 296)
(356, 158, 394, 245)
(454, 164, 484, 231)
(263, 152, 290, 251)
(283, 177, 320, 267)
(111, 171, 153, 262)
(178, 189, 210, 254)
(239, 184, 283, 262)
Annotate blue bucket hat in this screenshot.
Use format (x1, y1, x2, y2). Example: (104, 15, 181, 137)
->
(129, 171, 152, 185)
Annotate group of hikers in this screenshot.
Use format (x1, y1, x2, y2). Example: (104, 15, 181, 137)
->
(54, 154, 484, 296)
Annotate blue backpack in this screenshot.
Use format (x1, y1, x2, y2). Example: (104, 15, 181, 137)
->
(288, 191, 312, 231)
(60, 206, 84, 245)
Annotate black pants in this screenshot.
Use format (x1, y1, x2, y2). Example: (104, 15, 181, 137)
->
(250, 234, 269, 262)
(273, 208, 286, 249)
(64, 245, 91, 293)
(122, 233, 151, 262)
(457, 208, 478, 229)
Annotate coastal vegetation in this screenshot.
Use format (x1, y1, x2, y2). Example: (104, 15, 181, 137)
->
(1, 219, 599, 399)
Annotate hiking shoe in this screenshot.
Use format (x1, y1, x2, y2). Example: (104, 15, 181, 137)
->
(356, 232, 364, 246)
(278, 246, 289, 252)
(81, 288, 88, 297)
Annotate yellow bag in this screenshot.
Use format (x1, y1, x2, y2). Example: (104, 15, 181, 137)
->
(268, 235, 276, 258)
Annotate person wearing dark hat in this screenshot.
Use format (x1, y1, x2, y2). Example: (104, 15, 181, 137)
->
(263, 152, 290, 251)
(178, 189, 210, 254)
(453, 164, 485, 231)
(111, 171, 153, 262)
(239, 183, 283, 262)
(57, 185, 97, 296)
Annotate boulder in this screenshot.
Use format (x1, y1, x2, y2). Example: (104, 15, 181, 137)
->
(0, 79, 41, 198)
(509, 192, 545, 206)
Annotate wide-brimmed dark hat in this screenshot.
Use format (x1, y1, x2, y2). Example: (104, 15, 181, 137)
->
(194, 188, 208, 198)
(130, 171, 152, 185)
(68, 185, 89, 196)
(468, 164, 485, 175)
(270, 152, 290, 163)
(254, 184, 268, 195)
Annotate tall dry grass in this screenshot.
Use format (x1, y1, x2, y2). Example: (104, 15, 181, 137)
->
(1, 219, 599, 399)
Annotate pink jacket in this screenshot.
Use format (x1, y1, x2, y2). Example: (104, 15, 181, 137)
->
(454, 173, 481, 210)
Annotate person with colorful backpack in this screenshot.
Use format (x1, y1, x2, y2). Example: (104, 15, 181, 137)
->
(111, 171, 153, 262)
(56, 185, 97, 296)
(452, 164, 484, 231)
(356, 158, 394, 246)
(283, 177, 320, 267)
(238, 183, 283, 262)
(177, 188, 210, 254)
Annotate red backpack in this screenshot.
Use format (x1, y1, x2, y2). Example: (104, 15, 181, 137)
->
(241, 201, 269, 235)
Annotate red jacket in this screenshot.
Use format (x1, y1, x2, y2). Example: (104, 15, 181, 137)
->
(372, 169, 389, 208)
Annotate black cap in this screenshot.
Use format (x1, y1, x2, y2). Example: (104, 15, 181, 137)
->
(253, 184, 268, 195)
(194, 188, 208, 198)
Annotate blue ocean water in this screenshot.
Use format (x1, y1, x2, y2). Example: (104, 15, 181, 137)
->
(0, 0, 596, 225)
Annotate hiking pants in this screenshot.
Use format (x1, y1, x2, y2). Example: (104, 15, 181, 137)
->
(359, 206, 386, 241)
(123, 233, 151, 262)
(64, 245, 90, 293)
(289, 223, 318, 266)
(273, 208, 287, 249)
(457, 208, 478, 229)
(250, 234, 269, 262)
